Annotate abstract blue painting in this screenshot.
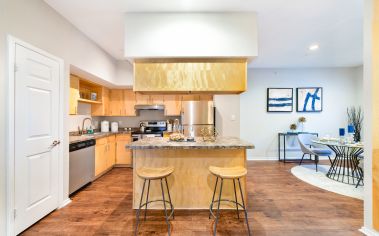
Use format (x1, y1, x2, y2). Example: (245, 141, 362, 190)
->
(297, 87, 323, 112)
(267, 88, 293, 112)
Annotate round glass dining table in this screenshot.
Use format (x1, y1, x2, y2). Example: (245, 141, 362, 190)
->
(312, 139, 363, 185)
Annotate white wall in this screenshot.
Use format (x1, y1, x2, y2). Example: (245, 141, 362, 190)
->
(214, 95, 240, 137)
(124, 13, 258, 58)
(241, 67, 363, 160)
(0, 0, 121, 234)
(113, 60, 134, 87)
(0, 0, 6, 233)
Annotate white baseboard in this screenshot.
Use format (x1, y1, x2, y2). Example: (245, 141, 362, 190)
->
(59, 198, 72, 209)
(360, 226, 379, 236)
(247, 156, 331, 161)
(247, 156, 277, 161)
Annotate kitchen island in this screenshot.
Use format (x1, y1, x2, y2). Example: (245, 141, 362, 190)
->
(127, 137, 254, 209)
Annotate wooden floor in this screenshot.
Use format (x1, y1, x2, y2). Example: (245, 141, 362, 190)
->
(22, 161, 363, 236)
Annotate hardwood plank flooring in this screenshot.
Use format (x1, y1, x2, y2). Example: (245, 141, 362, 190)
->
(22, 161, 363, 235)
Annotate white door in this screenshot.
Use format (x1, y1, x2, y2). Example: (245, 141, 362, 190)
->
(14, 44, 61, 234)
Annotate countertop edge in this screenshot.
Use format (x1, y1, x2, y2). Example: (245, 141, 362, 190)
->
(69, 131, 131, 144)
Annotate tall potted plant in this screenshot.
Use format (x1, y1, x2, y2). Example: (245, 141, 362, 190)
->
(347, 106, 363, 142)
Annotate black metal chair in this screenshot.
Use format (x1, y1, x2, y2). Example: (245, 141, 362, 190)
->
(356, 157, 364, 188)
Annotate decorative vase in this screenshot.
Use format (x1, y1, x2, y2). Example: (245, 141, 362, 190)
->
(299, 122, 305, 132)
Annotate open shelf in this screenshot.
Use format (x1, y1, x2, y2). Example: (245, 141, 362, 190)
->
(78, 98, 102, 104)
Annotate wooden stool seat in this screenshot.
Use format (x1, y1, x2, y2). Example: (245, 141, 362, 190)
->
(209, 166, 247, 179)
(137, 166, 174, 180)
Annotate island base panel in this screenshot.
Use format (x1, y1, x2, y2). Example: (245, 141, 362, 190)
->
(133, 149, 247, 209)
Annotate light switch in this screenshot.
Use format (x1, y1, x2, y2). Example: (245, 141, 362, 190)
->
(231, 114, 236, 121)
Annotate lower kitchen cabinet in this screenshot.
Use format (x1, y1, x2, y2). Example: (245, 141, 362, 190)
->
(95, 134, 131, 177)
(115, 134, 132, 165)
(95, 135, 116, 177)
(95, 137, 108, 176)
(107, 135, 116, 168)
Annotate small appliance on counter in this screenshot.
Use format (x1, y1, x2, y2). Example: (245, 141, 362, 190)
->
(166, 119, 173, 132)
(101, 120, 109, 132)
(111, 122, 119, 133)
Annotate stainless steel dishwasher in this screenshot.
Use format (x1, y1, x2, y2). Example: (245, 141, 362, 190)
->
(69, 139, 96, 195)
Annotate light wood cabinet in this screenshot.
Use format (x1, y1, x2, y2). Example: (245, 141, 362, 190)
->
(107, 136, 116, 168)
(116, 134, 132, 165)
(109, 90, 124, 116)
(199, 94, 213, 101)
(182, 94, 213, 101)
(95, 135, 116, 177)
(135, 93, 164, 105)
(92, 87, 109, 116)
(95, 137, 108, 176)
(182, 94, 199, 101)
(150, 95, 164, 104)
(135, 93, 150, 105)
(123, 90, 137, 116)
(69, 75, 80, 115)
(164, 95, 182, 116)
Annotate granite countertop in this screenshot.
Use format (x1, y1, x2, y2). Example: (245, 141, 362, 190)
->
(126, 137, 254, 150)
(69, 130, 132, 144)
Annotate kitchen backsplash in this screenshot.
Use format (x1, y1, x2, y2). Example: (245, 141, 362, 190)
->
(68, 104, 180, 132)
(98, 110, 180, 128)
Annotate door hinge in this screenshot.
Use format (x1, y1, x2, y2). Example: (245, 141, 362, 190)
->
(14, 209, 17, 219)
(14, 64, 19, 72)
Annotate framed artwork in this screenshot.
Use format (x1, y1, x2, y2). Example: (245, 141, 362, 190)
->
(296, 87, 323, 112)
(267, 88, 293, 112)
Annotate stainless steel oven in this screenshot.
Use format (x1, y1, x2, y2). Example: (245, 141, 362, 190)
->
(132, 120, 167, 141)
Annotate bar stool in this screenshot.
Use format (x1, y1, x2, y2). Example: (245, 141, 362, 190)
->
(134, 166, 175, 236)
(209, 166, 251, 236)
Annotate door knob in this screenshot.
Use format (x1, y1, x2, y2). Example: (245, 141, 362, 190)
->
(51, 140, 61, 147)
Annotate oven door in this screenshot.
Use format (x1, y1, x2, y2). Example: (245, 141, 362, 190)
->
(141, 134, 162, 139)
(132, 134, 141, 142)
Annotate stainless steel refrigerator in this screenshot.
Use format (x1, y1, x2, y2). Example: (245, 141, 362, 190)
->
(181, 101, 215, 136)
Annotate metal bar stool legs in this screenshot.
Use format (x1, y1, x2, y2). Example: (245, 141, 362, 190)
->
(135, 167, 174, 236)
(209, 175, 251, 236)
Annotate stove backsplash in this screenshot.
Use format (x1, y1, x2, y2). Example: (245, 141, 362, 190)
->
(95, 110, 180, 128)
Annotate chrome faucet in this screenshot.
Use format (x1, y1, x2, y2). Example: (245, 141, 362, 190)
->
(81, 117, 93, 134)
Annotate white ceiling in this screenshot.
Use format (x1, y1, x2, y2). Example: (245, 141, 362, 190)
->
(44, 0, 363, 68)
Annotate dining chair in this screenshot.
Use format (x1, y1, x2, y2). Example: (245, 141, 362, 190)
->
(356, 155, 364, 188)
(297, 134, 333, 172)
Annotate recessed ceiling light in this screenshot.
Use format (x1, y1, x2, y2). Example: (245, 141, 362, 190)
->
(309, 44, 319, 51)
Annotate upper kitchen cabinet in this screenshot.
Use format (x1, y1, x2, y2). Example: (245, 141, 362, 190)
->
(133, 59, 247, 94)
(69, 75, 80, 115)
(135, 93, 164, 105)
(123, 90, 137, 116)
(182, 94, 213, 101)
(150, 95, 164, 104)
(69, 74, 103, 115)
(135, 93, 150, 105)
(92, 87, 109, 116)
(108, 89, 137, 116)
(164, 95, 182, 116)
(109, 90, 124, 116)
